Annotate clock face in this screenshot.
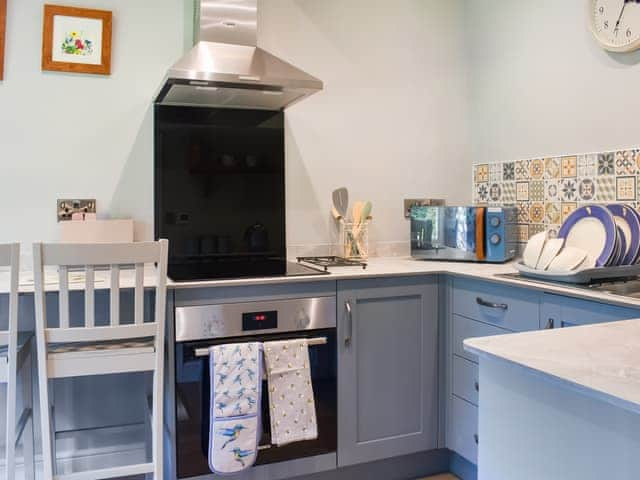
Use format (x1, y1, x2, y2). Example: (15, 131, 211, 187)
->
(591, 0, 640, 52)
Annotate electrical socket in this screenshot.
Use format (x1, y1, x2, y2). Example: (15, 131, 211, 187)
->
(57, 199, 96, 222)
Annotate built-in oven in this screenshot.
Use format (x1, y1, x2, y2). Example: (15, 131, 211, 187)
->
(173, 297, 337, 478)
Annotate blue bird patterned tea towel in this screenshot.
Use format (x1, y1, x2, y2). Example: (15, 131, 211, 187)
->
(209, 342, 262, 475)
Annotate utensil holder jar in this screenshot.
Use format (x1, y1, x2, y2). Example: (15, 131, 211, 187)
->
(342, 222, 369, 260)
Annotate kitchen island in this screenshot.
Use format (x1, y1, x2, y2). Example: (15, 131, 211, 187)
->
(464, 320, 640, 480)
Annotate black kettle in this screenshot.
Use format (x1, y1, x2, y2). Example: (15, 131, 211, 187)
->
(245, 222, 268, 253)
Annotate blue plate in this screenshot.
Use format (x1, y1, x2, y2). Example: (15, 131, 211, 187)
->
(607, 204, 640, 265)
(558, 205, 616, 267)
(614, 226, 627, 266)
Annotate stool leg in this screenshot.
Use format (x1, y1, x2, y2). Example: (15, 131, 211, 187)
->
(6, 356, 17, 479)
(22, 350, 35, 480)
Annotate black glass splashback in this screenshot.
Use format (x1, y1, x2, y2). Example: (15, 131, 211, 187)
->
(154, 105, 286, 280)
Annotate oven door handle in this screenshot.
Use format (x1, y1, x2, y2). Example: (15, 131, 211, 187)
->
(344, 300, 353, 347)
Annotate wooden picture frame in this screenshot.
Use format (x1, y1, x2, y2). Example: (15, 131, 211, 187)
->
(0, 0, 6, 81)
(41, 4, 112, 75)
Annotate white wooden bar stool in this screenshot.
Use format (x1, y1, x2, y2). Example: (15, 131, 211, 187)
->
(0, 243, 35, 480)
(32, 240, 168, 480)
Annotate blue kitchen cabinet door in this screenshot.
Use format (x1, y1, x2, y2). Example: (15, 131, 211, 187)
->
(337, 276, 439, 467)
(541, 293, 640, 329)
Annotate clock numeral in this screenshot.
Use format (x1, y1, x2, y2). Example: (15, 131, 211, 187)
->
(604, 20, 609, 29)
(627, 28, 633, 38)
(599, 6, 605, 14)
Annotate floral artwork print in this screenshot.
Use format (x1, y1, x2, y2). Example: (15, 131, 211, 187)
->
(61, 31, 93, 56)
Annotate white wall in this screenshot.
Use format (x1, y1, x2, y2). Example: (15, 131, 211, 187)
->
(0, 1, 470, 256)
(259, 0, 471, 253)
(0, 0, 184, 254)
(467, 0, 640, 164)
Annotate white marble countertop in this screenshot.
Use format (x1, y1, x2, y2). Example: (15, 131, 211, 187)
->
(464, 320, 640, 415)
(3, 257, 640, 310)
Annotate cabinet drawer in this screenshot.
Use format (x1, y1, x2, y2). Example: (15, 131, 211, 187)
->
(449, 395, 478, 465)
(452, 355, 479, 406)
(541, 293, 640, 328)
(453, 278, 539, 331)
(453, 314, 509, 363)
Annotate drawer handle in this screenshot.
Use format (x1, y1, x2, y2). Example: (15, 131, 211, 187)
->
(474, 433, 479, 445)
(344, 301, 353, 346)
(474, 381, 479, 392)
(545, 318, 555, 329)
(476, 297, 508, 310)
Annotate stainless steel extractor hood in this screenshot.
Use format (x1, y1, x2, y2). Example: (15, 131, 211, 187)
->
(155, 0, 323, 110)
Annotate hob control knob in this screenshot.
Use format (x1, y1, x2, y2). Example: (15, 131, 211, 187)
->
(490, 234, 501, 245)
(489, 216, 501, 228)
(295, 309, 310, 329)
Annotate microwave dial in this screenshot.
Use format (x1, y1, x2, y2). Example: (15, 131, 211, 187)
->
(490, 233, 502, 245)
(489, 216, 501, 228)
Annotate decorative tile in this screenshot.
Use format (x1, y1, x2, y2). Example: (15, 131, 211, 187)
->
(544, 202, 561, 224)
(529, 223, 546, 236)
(529, 159, 545, 180)
(595, 176, 615, 202)
(597, 153, 615, 176)
(561, 202, 577, 222)
(561, 156, 577, 178)
(578, 178, 596, 201)
(544, 158, 561, 179)
(560, 178, 578, 201)
(615, 150, 637, 176)
(515, 224, 530, 242)
(502, 182, 516, 203)
(616, 176, 636, 201)
(577, 154, 597, 178)
(474, 164, 489, 183)
(489, 183, 502, 203)
(529, 181, 544, 202)
(515, 160, 531, 181)
(474, 182, 489, 203)
(517, 202, 530, 223)
(472, 147, 640, 242)
(489, 163, 502, 183)
(529, 202, 545, 224)
(545, 179, 560, 200)
(503, 162, 515, 181)
(516, 182, 529, 201)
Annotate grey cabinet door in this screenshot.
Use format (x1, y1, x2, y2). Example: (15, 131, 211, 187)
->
(337, 276, 438, 467)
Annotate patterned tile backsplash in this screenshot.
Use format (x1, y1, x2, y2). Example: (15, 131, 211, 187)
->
(473, 149, 640, 246)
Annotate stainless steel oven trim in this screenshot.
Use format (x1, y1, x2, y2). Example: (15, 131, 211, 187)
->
(175, 296, 337, 342)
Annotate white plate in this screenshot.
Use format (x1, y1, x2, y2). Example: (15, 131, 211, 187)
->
(536, 238, 565, 270)
(523, 231, 548, 269)
(547, 247, 588, 272)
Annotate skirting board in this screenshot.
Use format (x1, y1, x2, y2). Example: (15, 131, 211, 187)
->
(450, 452, 477, 480)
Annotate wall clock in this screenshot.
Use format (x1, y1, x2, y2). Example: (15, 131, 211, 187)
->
(590, 0, 640, 52)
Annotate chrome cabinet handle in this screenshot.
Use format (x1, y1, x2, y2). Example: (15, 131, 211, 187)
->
(545, 318, 555, 329)
(474, 381, 479, 392)
(476, 297, 508, 310)
(345, 301, 353, 346)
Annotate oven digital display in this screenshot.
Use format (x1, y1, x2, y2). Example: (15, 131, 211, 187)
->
(242, 310, 278, 331)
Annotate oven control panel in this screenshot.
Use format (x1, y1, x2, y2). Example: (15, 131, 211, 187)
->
(175, 296, 336, 342)
(242, 310, 278, 331)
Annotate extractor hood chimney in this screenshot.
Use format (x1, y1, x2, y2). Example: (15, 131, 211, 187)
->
(154, 0, 323, 110)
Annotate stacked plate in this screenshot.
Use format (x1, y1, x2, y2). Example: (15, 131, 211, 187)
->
(522, 204, 640, 273)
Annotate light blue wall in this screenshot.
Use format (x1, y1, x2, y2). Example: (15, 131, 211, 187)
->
(0, 1, 185, 251)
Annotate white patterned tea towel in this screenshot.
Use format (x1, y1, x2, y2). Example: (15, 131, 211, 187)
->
(263, 339, 318, 446)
